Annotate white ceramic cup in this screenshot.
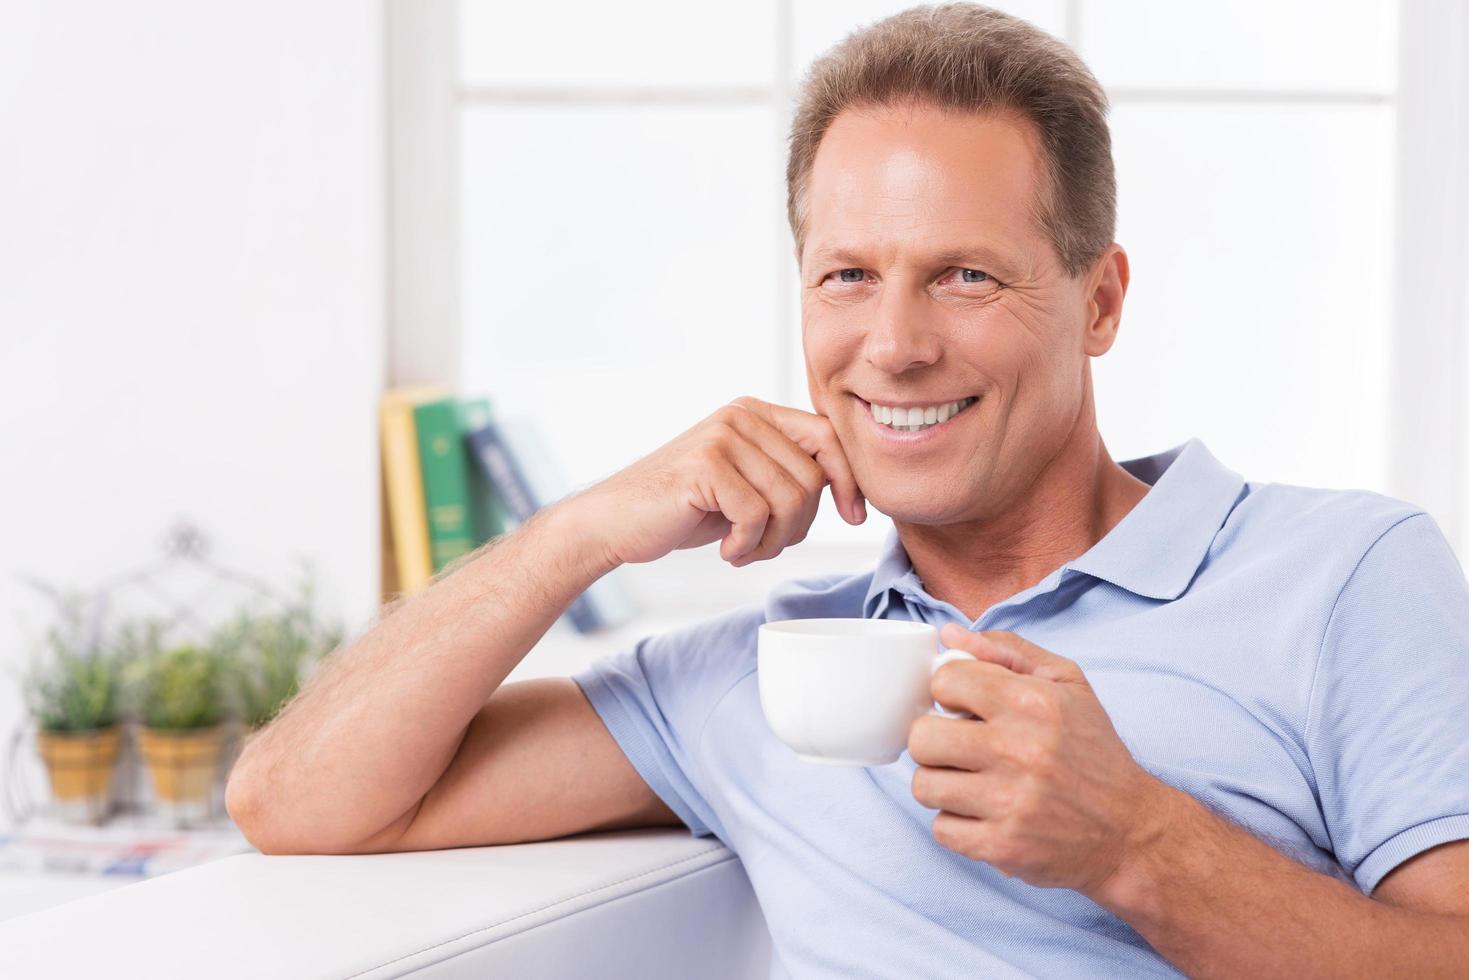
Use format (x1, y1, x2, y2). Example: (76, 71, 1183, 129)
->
(756, 617, 976, 767)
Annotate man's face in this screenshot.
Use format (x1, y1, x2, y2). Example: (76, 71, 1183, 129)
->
(800, 101, 1108, 526)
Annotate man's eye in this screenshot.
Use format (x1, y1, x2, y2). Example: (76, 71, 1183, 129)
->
(823, 267, 997, 288)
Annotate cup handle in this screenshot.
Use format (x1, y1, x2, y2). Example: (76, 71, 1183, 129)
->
(931, 647, 978, 720)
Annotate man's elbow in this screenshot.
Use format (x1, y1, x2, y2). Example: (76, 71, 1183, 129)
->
(225, 766, 317, 855)
(225, 767, 413, 856)
(225, 766, 288, 854)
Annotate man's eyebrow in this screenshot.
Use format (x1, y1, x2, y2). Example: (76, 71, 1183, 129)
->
(932, 247, 1012, 266)
(806, 244, 1015, 269)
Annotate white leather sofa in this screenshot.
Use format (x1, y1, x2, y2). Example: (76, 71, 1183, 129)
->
(0, 828, 773, 978)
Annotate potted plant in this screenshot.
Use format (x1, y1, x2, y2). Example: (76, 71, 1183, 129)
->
(215, 575, 345, 734)
(127, 638, 230, 826)
(19, 592, 133, 824)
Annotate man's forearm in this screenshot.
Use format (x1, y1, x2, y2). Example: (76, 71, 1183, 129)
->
(225, 500, 615, 851)
(1091, 784, 1469, 979)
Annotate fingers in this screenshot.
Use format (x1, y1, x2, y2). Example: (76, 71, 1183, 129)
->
(940, 625, 1085, 684)
(700, 452, 770, 563)
(694, 396, 864, 566)
(911, 766, 997, 819)
(727, 397, 866, 525)
(718, 407, 826, 548)
(930, 657, 1020, 720)
(908, 713, 995, 770)
(711, 427, 813, 564)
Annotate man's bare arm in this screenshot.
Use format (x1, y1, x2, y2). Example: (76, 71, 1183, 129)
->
(224, 502, 632, 854)
(1092, 786, 1469, 979)
(349, 676, 682, 854)
(225, 397, 865, 855)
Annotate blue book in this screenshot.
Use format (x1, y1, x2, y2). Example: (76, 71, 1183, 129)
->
(464, 415, 637, 633)
(456, 397, 509, 545)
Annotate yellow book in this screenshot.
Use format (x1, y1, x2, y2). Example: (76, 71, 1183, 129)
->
(379, 384, 451, 598)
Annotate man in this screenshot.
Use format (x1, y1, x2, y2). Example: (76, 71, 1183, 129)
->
(226, 4, 1469, 977)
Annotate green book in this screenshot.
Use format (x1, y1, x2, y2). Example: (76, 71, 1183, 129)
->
(413, 397, 478, 572)
(457, 397, 509, 545)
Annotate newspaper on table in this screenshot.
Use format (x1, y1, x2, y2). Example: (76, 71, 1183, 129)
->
(0, 815, 254, 877)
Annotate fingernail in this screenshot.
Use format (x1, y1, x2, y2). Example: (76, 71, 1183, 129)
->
(855, 499, 867, 522)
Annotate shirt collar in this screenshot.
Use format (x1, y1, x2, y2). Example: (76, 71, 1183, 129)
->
(861, 437, 1246, 618)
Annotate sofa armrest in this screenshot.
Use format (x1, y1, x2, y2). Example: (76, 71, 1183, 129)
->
(0, 828, 772, 978)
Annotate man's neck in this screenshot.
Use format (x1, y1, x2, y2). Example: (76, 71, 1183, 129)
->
(894, 426, 1151, 623)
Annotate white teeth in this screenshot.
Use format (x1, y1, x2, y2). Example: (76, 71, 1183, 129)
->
(866, 396, 975, 432)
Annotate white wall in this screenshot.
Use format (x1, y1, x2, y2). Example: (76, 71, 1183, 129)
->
(0, 1, 385, 828)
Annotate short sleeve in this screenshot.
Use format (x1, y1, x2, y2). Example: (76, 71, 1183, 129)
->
(1306, 511, 1469, 894)
(570, 605, 763, 844)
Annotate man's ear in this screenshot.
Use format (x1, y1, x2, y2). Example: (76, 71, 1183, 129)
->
(1081, 243, 1129, 357)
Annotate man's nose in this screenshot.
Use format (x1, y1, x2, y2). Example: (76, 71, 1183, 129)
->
(863, 290, 942, 375)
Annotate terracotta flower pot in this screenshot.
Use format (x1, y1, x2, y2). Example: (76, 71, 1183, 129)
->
(35, 725, 123, 824)
(137, 725, 227, 823)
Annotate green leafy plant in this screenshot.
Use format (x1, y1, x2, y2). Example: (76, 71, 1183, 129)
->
(214, 577, 345, 729)
(19, 591, 130, 733)
(129, 641, 228, 731)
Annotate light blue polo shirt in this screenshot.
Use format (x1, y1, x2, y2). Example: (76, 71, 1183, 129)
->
(572, 437, 1469, 979)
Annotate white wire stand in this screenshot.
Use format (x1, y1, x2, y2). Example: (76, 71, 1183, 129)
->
(5, 519, 329, 843)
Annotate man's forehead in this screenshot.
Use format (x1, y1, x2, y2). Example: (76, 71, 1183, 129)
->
(802, 105, 1048, 271)
(810, 102, 1045, 187)
(803, 213, 1040, 280)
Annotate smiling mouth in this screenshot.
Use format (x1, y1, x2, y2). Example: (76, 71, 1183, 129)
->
(859, 395, 979, 433)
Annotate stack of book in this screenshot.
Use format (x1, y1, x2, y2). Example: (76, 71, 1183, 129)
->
(379, 386, 635, 633)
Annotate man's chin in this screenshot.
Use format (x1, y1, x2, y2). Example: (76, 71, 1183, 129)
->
(862, 491, 976, 528)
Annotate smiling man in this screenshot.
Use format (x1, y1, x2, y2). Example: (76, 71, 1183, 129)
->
(226, 4, 1469, 978)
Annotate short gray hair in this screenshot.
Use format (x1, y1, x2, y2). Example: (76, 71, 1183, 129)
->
(786, 2, 1116, 280)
